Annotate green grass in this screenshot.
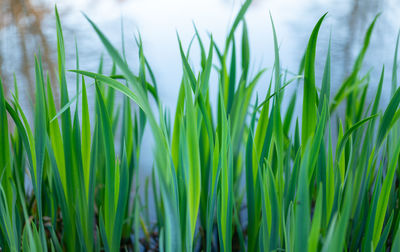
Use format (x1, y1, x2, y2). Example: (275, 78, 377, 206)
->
(1, 1, 400, 251)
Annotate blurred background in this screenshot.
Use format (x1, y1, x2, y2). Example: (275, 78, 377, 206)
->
(1, 0, 400, 169)
(1, 0, 400, 106)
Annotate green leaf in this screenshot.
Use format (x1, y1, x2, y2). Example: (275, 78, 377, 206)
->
(372, 140, 400, 247)
(0, 78, 12, 212)
(224, 0, 253, 53)
(392, 221, 400, 252)
(336, 114, 377, 162)
(183, 75, 201, 243)
(294, 142, 311, 252)
(302, 13, 327, 146)
(95, 83, 116, 244)
(81, 77, 91, 196)
(308, 185, 323, 252)
(318, 34, 331, 114)
(377, 86, 400, 146)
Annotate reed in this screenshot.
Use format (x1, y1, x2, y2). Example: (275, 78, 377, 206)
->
(1, 1, 400, 251)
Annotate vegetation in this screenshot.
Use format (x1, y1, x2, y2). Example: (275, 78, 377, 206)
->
(1, 1, 400, 251)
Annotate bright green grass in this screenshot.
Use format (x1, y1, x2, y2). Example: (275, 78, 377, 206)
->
(1, 1, 400, 251)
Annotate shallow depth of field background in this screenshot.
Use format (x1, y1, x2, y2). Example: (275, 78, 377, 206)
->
(1, 0, 400, 174)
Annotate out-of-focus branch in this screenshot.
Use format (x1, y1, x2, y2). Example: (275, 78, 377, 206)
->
(0, 0, 55, 104)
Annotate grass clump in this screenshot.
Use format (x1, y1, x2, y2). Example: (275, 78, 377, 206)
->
(1, 1, 400, 251)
